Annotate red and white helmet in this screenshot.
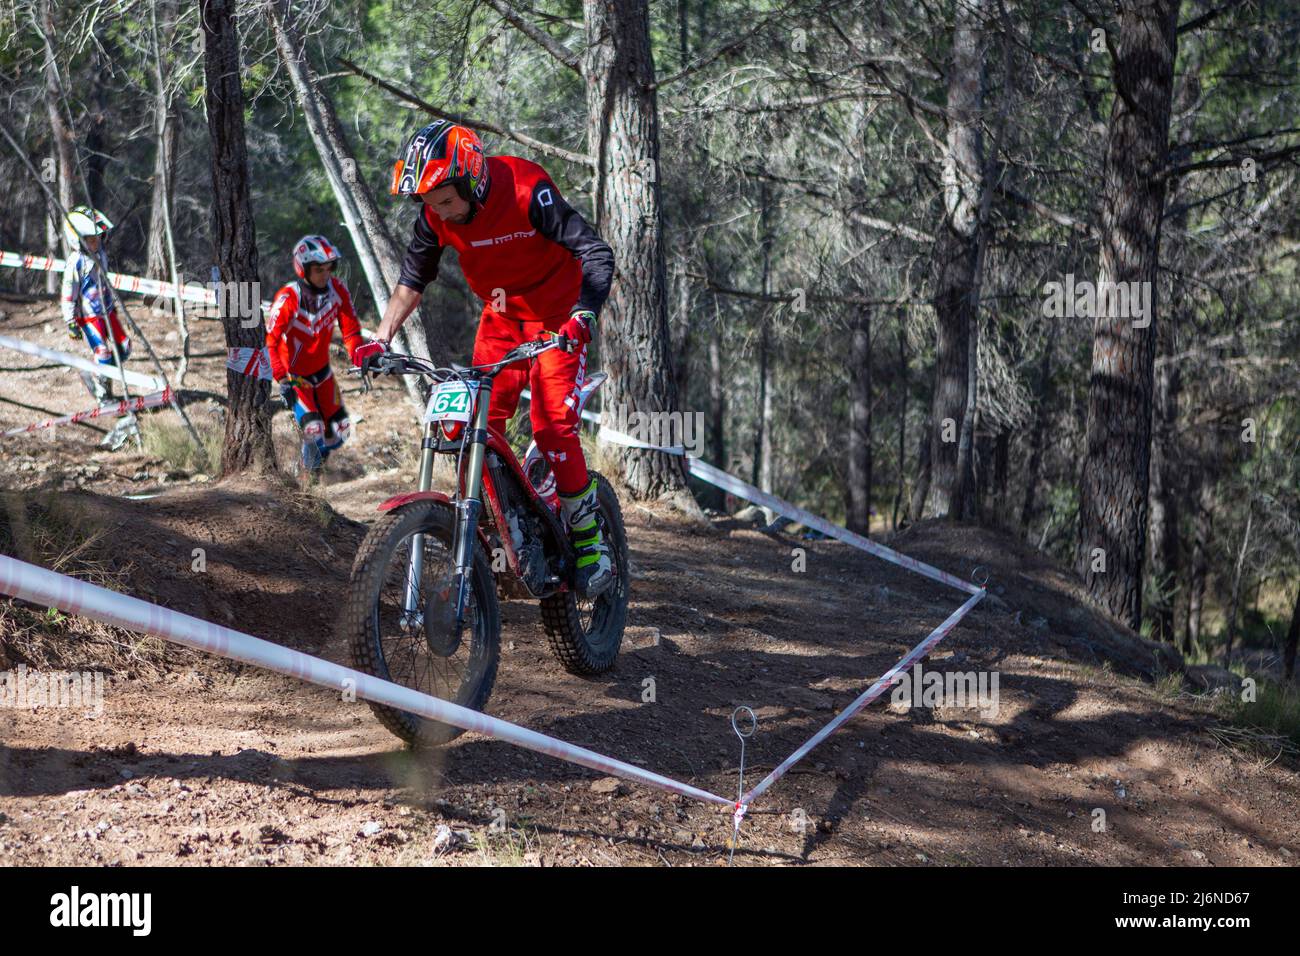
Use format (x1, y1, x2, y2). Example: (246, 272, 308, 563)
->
(292, 234, 340, 281)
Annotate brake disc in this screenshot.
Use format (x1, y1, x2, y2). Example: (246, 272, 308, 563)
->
(422, 572, 464, 657)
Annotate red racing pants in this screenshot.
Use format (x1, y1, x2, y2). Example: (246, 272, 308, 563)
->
(472, 307, 589, 494)
(79, 309, 131, 366)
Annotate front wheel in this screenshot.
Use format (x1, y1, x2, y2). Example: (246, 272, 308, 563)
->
(540, 472, 629, 675)
(343, 500, 501, 747)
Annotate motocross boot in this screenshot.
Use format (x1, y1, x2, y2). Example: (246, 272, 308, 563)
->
(559, 476, 614, 599)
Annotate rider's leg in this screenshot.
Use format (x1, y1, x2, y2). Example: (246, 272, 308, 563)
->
(471, 307, 527, 435)
(316, 371, 349, 461)
(287, 373, 327, 472)
(105, 309, 131, 362)
(79, 319, 113, 400)
(531, 339, 613, 598)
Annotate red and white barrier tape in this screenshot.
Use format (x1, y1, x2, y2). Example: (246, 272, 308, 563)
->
(0, 249, 272, 312)
(1, 387, 173, 439)
(0, 554, 733, 810)
(226, 346, 273, 381)
(0, 333, 163, 391)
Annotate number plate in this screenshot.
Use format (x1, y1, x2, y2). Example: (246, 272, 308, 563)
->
(423, 380, 477, 424)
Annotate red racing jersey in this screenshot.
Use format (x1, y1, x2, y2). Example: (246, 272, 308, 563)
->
(397, 155, 613, 323)
(265, 275, 364, 380)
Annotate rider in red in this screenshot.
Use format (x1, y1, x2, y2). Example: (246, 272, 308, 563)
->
(360, 121, 615, 598)
(267, 235, 365, 475)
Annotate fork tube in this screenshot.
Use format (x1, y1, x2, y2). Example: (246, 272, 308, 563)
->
(403, 420, 439, 617)
(452, 379, 493, 624)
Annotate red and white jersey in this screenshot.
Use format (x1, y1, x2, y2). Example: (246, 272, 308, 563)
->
(265, 276, 363, 380)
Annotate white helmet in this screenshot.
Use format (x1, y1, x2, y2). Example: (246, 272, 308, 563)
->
(63, 205, 114, 250)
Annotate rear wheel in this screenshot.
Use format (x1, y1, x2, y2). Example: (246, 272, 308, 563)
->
(540, 472, 629, 675)
(343, 500, 500, 747)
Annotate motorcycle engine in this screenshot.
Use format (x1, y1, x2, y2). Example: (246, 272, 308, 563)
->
(490, 454, 550, 596)
(509, 508, 549, 595)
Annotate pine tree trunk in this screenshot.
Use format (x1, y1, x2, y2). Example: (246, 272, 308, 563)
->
(925, 0, 985, 519)
(847, 308, 872, 534)
(202, 0, 276, 476)
(1075, 0, 1181, 631)
(991, 428, 1009, 525)
(145, 103, 181, 280)
(85, 46, 108, 208)
(1148, 344, 1182, 642)
(1184, 477, 1213, 655)
(754, 322, 774, 523)
(1020, 315, 1057, 529)
(145, 0, 182, 280)
(672, 263, 693, 415)
(892, 320, 907, 530)
(40, 0, 75, 293)
(1222, 501, 1252, 663)
(756, 177, 776, 522)
(583, 0, 692, 502)
(705, 323, 726, 509)
(910, 413, 932, 522)
(148, 0, 189, 384)
(1283, 582, 1299, 681)
(1148, 54, 1198, 645)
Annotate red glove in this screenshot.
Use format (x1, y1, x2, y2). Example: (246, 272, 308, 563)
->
(552, 310, 595, 352)
(352, 339, 387, 370)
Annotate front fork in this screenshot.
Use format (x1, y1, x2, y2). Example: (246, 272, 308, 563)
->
(404, 379, 493, 639)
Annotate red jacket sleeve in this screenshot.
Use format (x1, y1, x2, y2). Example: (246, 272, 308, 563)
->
(265, 284, 297, 381)
(331, 277, 364, 361)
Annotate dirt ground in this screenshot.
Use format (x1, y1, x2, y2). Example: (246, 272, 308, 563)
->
(1, 289, 1298, 867)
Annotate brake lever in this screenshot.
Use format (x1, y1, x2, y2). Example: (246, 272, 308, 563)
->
(350, 364, 373, 393)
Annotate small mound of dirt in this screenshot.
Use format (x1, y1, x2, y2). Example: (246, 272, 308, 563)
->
(0, 474, 367, 678)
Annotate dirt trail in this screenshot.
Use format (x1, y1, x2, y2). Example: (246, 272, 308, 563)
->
(1, 291, 1298, 866)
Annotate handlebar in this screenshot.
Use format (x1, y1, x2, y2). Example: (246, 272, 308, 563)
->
(350, 334, 567, 385)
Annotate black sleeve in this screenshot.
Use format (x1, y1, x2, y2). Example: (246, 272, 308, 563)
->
(396, 207, 445, 293)
(528, 179, 614, 316)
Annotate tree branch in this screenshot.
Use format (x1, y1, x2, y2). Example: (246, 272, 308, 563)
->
(652, 1, 798, 90)
(1160, 142, 1300, 180)
(997, 182, 1098, 238)
(1178, 0, 1248, 34)
(336, 57, 593, 168)
(479, 0, 581, 74)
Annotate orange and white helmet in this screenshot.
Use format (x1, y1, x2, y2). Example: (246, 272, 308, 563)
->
(391, 121, 489, 204)
(291, 234, 340, 281)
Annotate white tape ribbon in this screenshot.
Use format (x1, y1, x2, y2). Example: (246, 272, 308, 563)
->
(0, 333, 162, 390)
(2, 387, 173, 438)
(0, 554, 733, 810)
(573, 400, 980, 596)
(596, 426, 690, 456)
